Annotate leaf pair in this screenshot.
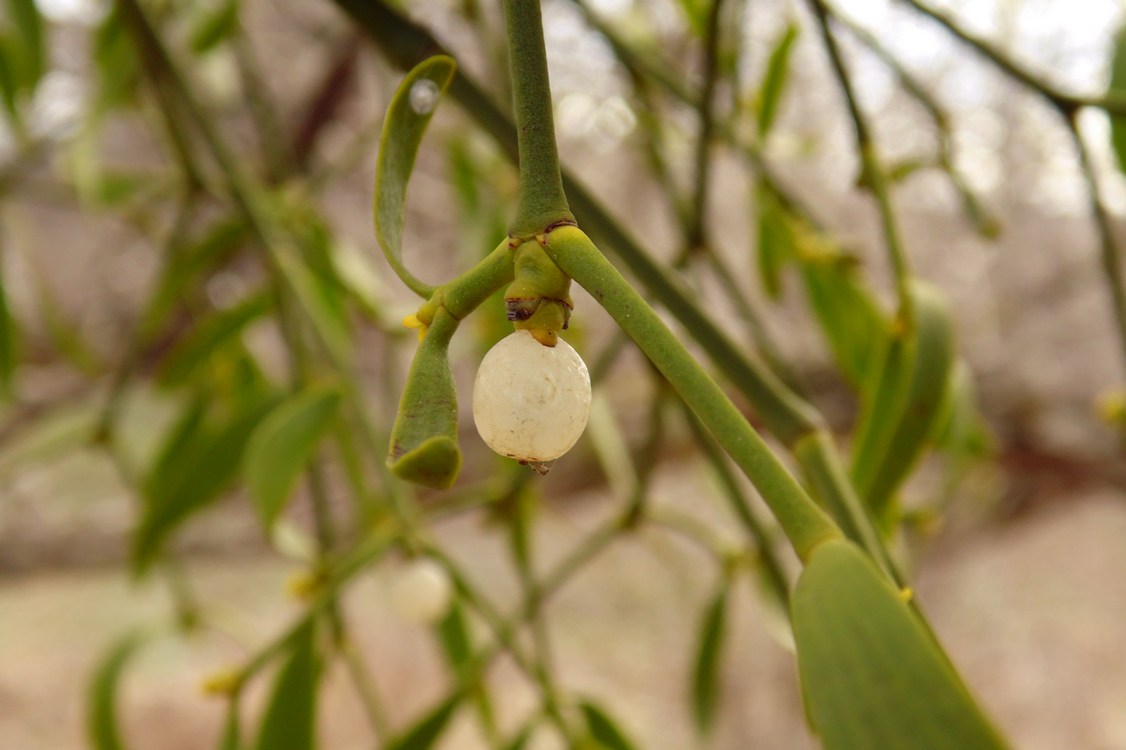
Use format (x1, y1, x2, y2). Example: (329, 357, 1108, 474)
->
(850, 282, 955, 519)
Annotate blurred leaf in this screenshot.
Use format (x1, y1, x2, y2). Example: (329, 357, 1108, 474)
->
(253, 621, 319, 750)
(579, 700, 639, 750)
(858, 283, 955, 517)
(0, 239, 19, 396)
(672, 0, 707, 37)
(931, 359, 992, 459)
(792, 540, 1007, 749)
(691, 584, 728, 735)
(374, 55, 456, 297)
(500, 724, 535, 750)
(218, 704, 241, 750)
(274, 248, 353, 367)
(190, 0, 241, 54)
(244, 384, 341, 530)
(386, 692, 463, 750)
(436, 600, 473, 676)
(34, 271, 102, 375)
(799, 252, 888, 388)
(1108, 24, 1126, 175)
(157, 292, 272, 388)
(756, 22, 799, 138)
(754, 182, 793, 299)
(0, 0, 45, 116)
(138, 216, 250, 339)
(88, 630, 150, 750)
(93, 8, 140, 113)
(133, 388, 278, 574)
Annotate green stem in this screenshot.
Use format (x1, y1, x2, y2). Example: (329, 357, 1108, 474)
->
(545, 226, 841, 562)
(502, 0, 574, 235)
(807, 0, 912, 322)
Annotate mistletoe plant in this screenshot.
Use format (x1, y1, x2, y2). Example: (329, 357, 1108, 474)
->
(374, 1, 1009, 748)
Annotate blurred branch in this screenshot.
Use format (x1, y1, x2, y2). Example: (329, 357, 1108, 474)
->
(896, 0, 1126, 374)
(806, 0, 913, 322)
(826, 3, 998, 238)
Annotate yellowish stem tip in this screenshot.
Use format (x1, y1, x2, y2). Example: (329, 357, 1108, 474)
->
(285, 569, 321, 601)
(402, 313, 428, 342)
(200, 667, 242, 697)
(898, 586, 914, 603)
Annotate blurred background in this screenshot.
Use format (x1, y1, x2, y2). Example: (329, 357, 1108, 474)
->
(2, 0, 1126, 748)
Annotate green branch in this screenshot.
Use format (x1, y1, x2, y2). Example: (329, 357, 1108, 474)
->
(544, 226, 841, 562)
(502, 0, 574, 235)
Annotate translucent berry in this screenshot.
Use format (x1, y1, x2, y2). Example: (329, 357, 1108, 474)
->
(472, 330, 592, 463)
(389, 557, 452, 624)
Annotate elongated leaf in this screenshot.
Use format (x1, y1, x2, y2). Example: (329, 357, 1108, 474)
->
(386, 692, 463, 750)
(157, 292, 272, 388)
(253, 622, 319, 750)
(88, 631, 150, 750)
(757, 22, 799, 137)
(0, 238, 19, 395)
(793, 540, 1007, 750)
(1, 0, 45, 108)
(387, 309, 461, 488)
(245, 384, 341, 530)
(691, 585, 728, 735)
(579, 701, 639, 750)
(755, 182, 793, 299)
(138, 216, 250, 339)
(437, 601, 473, 676)
(133, 390, 278, 574)
(190, 0, 240, 54)
(374, 56, 456, 297)
(93, 7, 140, 113)
(1108, 24, 1126, 174)
(861, 283, 955, 516)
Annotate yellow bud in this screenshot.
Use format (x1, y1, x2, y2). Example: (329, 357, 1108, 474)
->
(200, 667, 242, 697)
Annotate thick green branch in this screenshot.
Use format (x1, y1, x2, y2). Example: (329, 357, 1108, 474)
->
(502, 0, 574, 234)
(545, 226, 841, 562)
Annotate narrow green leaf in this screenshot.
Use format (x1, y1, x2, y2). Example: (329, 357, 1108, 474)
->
(862, 283, 956, 516)
(218, 702, 242, 750)
(190, 0, 241, 54)
(2, 0, 45, 99)
(672, 0, 707, 37)
(799, 250, 888, 388)
(387, 309, 461, 489)
(93, 8, 140, 113)
(792, 540, 1007, 750)
(754, 182, 793, 299)
(274, 249, 353, 367)
(157, 292, 272, 388)
(579, 700, 639, 750)
(690, 584, 729, 735)
(386, 692, 463, 750)
(253, 621, 319, 750)
(436, 601, 473, 675)
(1108, 24, 1126, 174)
(0, 238, 19, 395)
(133, 391, 278, 574)
(374, 55, 456, 297)
(137, 216, 249, 340)
(245, 384, 341, 530)
(88, 631, 150, 750)
(756, 23, 799, 138)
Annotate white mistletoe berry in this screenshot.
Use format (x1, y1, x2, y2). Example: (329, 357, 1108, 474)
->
(389, 557, 452, 624)
(472, 330, 592, 463)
